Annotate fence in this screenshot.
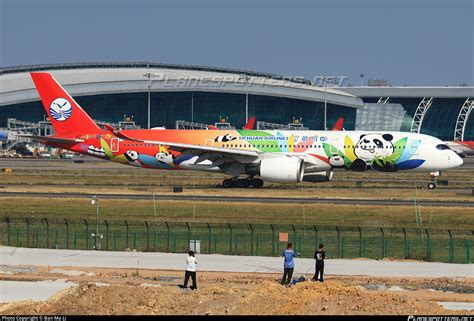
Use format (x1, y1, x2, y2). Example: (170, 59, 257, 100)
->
(1, 217, 472, 264)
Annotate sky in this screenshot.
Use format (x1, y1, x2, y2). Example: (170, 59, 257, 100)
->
(1, 0, 473, 86)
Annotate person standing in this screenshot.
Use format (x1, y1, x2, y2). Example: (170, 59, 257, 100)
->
(312, 243, 326, 282)
(183, 250, 197, 290)
(281, 243, 297, 286)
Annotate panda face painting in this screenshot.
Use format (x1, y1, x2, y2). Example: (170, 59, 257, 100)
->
(155, 151, 174, 165)
(124, 150, 142, 166)
(215, 134, 237, 143)
(329, 155, 345, 167)
(354, 134, 394, 161)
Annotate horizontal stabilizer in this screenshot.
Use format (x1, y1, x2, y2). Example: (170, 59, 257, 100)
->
(18, 135, 84, 145)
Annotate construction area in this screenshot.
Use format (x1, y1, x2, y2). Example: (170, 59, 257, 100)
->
(0, 247, 473, 315)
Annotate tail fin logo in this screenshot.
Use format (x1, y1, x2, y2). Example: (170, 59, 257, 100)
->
(49, 98, 72, 122)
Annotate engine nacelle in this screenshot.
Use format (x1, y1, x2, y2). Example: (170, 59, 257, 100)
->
(258, 157, 304, 183)
(303, 171, 333, 183)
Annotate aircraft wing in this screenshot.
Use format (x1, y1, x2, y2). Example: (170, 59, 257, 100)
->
(103, 124, 260, 162)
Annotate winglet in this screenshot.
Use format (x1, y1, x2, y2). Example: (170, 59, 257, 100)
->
(332, 117, 344, 131)
(243, 116, 256, 130)
(102, 123, 140, 141)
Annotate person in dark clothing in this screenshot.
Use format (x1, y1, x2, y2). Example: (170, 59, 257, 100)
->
(312, 243, 326, 282)
(281, 243, 297, 286)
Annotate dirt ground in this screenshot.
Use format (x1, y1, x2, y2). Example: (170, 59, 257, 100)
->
(1, 266, 473, 315)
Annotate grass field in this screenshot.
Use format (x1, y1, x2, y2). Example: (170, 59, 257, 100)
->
(0, 158, 473, 229)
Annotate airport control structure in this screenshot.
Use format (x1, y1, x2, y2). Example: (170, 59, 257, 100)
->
(0, 62, 473, 152)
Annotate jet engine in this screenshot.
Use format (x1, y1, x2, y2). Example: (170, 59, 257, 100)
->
(257, 157, 304, 183)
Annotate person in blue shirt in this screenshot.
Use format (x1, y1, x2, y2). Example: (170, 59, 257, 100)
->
(281, 243, 297, 286)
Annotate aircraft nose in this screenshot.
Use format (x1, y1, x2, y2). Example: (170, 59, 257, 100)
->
(451, 152, 464, 167)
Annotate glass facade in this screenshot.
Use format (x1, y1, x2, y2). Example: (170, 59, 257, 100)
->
(0, 92, 356, 131)
(356, 97, 473, 141)
(2, 92, 470, 140)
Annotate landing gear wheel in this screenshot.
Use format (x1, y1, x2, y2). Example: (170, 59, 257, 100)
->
(251, 178, 264, 188)
(236, 179, 250, 188)
(222, 179, 235, 188)
(427, 182, 437, 190)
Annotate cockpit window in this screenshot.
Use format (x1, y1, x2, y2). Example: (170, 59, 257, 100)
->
(436, 144, 451, 150)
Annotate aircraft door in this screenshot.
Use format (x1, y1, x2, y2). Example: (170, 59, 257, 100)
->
(330, 139, 339, 154)
(204, 139, 214, 147)
(111, 138, 119, 153)
(409, 141, 419, 155)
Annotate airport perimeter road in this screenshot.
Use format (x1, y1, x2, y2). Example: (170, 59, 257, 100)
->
(1, 247, 472, 278)
(0, 191, 473, 207)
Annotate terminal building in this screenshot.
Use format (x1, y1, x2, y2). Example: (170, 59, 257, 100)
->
(1, 62, 472, 143)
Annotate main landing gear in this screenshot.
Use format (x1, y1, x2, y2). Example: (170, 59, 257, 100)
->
(222, 177, 264, 188)
(427, 171, 440, 190)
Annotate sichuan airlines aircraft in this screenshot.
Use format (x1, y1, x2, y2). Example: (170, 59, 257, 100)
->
(27, 73, 463, 189)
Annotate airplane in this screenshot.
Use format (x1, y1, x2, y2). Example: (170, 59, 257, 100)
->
(25, 72, 464, 190)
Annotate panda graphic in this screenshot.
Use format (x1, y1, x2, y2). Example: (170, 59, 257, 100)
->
(214, 134, 237, 143)
(155, 151, 175, 166)
(328, 155, 345, 168)
(124, 150, 142, 167)
(351, 133, 396, 171)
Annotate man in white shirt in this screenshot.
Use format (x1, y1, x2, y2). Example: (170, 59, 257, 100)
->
(183, 250, 197, 290)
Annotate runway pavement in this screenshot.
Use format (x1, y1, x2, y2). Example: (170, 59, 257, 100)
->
(1, 246, 472, 278)
(0, 191, 472, 207)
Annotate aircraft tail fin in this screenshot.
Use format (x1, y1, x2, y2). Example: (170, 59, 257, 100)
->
(30, 72, 102, 136)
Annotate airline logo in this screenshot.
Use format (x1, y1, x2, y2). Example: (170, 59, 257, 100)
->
(49, 98, 72, 121)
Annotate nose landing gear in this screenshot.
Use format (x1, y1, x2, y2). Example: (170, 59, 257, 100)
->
(222, 177, 264, 188)
(427, 171, 440, 190)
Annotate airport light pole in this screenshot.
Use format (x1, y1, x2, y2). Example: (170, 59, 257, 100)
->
(323, 76, 327, 130)
(91, 195, 100, 250)
(144, 73, 152, 129)
(239, 74, 251, 123)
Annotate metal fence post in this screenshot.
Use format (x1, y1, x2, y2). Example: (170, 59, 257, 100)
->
(43, 218, 49, 248)
(291, 225, 296, 244)
(165, 222, 170, 251)
(6, 217, 11, 246)
(84, 219, 89, 250)
(35, 227, 39, 248)
(425, 228, 431, 260)
(341, 238, 344, 258)
(313, 225, 318, 248)
(104, 220, 109, 251)
(16, 228, 19, 247)
(54, 229, 58, 248)
(133, 232, 137, 249)
(466, 240, 471, 264)
(336, 226, 340, 258)
(357, 226, 362, 257)
(270, 224, 275, 256)
(256, 234, 259, 256)
(186, 222, 191, 251)
(249, 224, 254, 256)
(125, 220, 129, 249)
(64, 219, 69, 249)
(402, 228, 408, 259)
(207, 223, 212, 254)
(379, 227, 385, 258)
(448, 229, 454, 263)
(145, 221, 150, 251)
(25, 218, 30, 247)
(228, 223, 233, 255)
(73, 230, 77, 249)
